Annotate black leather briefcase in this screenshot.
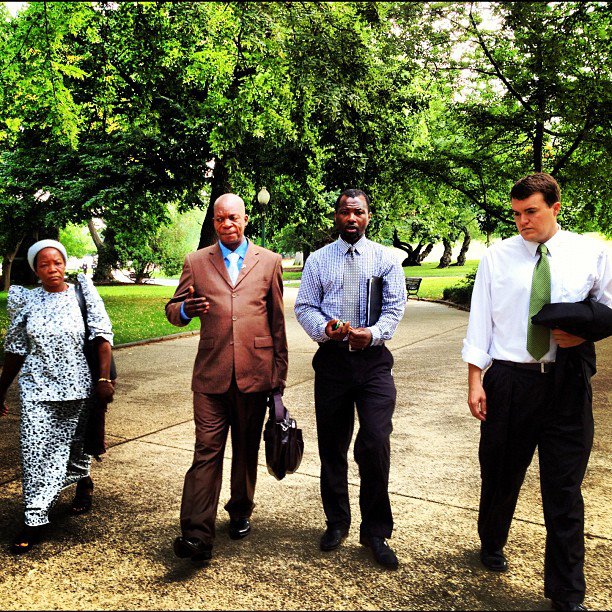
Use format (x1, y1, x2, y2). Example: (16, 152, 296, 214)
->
(263, 391, 304, 481)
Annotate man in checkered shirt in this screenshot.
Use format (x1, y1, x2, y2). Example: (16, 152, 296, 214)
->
(295, 188, 406, 569)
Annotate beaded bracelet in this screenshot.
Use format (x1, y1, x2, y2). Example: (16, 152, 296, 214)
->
(98, 378, 113, 383)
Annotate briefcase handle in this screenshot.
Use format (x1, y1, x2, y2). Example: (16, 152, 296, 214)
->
(269, 390, 286, 422)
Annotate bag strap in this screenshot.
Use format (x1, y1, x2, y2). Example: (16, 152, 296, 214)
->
(74, 280, 90, 338)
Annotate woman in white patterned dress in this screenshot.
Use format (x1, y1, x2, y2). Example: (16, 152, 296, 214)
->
(0, 240, 114, 553)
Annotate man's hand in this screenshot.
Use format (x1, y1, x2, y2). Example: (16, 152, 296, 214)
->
(348, 327, 372, 350)
(552, 328, 586, 348)
(183, 285, 210, 319)
(325, 319, 350, 340)
(467, 363, 486, 421)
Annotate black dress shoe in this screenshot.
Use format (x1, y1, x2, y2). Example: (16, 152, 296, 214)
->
(173, 536, 212, 561)
(480, 548, 508, 572)
(229, 517, 251, 540)
(360, 535, 399, 570)
(551, 601, 587, 611)
(320, 527, 349, 551)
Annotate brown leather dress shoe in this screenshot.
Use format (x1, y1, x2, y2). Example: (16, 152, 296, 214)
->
(173, 536, 212, 561)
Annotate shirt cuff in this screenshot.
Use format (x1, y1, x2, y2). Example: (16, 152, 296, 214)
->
(89, 332, 114, 347)
(316, 322, 331, 343)
(461, 340, 492, 370)
(180, 301, 192, 323)
(368, 326, 382, 346)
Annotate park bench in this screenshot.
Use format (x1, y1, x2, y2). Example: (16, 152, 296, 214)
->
(405, 277, 422, 300)
(129, 271, 152, 282)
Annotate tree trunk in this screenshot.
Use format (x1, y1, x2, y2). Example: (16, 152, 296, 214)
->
(198, 157, 231, 249)
(533, 51, 545, 173)
(534, 119, 544, 173)
(403, 243, 425, 266)
(416, 243, 434, 264)
(89, 222, 118, 283)
(437, 238, 453, 268)
(453, 228, 471, 266)
(133, 262, 154, 284)
(1, 237, 25, 290)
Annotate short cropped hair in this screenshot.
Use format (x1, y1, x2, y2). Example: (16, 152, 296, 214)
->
(510, 173, 560, 207)
(335, 189, 371, 211)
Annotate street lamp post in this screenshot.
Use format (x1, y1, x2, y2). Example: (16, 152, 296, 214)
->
(257, 186, 270, 248)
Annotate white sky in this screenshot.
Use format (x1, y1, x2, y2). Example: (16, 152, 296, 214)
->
(5, 2, 26, 17)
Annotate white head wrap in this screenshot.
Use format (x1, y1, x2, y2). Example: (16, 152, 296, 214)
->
(27, 240, 68, 272)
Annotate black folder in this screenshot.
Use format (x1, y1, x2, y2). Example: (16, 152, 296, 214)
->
(366, 276, 383, 326)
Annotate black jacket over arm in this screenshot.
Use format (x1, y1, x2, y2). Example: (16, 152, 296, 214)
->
(532, 299, 612, 414)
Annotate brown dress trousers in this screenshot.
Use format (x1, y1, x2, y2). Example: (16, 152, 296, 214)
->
(165, 242, 288, 544)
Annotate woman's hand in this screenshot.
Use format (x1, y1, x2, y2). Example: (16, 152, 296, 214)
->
(96, 379, 115, 403)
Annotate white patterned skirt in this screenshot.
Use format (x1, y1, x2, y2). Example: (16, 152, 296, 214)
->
(19, 399, 92, 526)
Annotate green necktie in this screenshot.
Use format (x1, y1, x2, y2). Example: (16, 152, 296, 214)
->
(527, 243, 551, 360)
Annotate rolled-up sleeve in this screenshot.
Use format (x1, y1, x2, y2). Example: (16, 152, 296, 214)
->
(78, 274, 114, 345)
(592, 247, 612, 308)
(462, 256, 493, 370)
(368, 258, 406, 346)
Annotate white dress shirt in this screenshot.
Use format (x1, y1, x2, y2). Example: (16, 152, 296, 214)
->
(462, 229, 612, 370)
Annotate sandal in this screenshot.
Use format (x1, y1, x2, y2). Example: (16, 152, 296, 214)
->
(11, 524, 44, 554)
(70, 476, 94, 515)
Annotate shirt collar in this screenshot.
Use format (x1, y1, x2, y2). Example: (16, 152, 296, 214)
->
(219, 238, 248, 260)
(338, 235, 367, 255)
(520, 224, 562, 258)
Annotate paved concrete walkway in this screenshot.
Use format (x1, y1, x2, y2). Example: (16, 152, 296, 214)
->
(0, 290, 610, 610)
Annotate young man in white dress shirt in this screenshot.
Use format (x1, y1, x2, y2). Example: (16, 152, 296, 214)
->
(462, 173, 611, 612)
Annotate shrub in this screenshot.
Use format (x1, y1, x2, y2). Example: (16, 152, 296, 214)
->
(443, 269, 477, 307)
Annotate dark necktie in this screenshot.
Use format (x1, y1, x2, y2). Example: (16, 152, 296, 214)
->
(527, 243, 551, 360)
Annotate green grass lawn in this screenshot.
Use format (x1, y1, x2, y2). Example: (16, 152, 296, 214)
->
(417, 277, 465, 300)
(402, 259, 479, 278)
(95, 285, 199, 345)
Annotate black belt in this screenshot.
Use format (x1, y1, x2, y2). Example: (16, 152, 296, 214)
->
(494, 359, 555, 374)
(318, 341, 383, 351)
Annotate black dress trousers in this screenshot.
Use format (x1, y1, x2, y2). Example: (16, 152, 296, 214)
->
(479, 361, 594, 603)
(313, 341, 396, 539)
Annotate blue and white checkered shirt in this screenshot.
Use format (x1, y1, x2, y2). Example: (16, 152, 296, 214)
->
(294, 236, 407, 345)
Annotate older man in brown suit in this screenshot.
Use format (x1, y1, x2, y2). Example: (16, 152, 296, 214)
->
(166, 193, 288, 562)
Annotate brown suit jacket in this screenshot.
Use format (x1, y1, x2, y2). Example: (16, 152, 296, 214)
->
(165, 241, 288, 394)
